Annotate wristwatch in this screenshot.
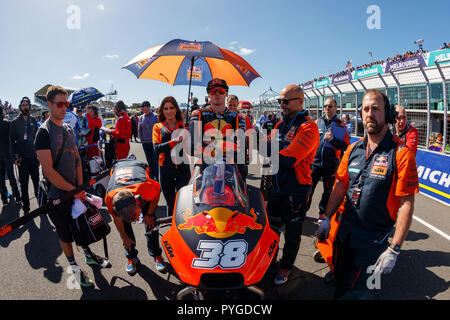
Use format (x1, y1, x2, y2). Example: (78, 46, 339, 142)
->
(389, 243, 401, 253)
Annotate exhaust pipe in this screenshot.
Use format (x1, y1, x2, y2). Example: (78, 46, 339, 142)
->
(246, 285, 265, 300)
(177, 286, 202, 300)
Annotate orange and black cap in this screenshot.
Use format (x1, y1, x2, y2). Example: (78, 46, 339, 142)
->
(207, 78, 229, 93)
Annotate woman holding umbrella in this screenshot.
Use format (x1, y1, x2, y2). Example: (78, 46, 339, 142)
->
(152, 96, 189, 217)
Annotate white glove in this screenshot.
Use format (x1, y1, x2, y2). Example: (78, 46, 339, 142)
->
(374, 247, 399, 275)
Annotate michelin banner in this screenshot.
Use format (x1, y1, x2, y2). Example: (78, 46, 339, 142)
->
(350, 137, 450, 206)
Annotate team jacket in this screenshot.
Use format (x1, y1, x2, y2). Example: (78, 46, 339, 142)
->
(9, 114, 38, 159)
(336, 130, 419, 248)
(189, 107, 247, 161)
(271, 110, 320, 194)
(152, 121, 188, 167)
(110, 111, 131, 143)
(396, 123, 418, 156)
(313, 115, 350, 169)
(105, 159, 160, 218)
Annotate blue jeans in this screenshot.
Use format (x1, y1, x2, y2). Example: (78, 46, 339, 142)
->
(122, 221, 162, 259)
(142, 142, 159, 181)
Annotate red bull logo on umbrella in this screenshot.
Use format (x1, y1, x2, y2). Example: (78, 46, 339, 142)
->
(178, 42, 202, 52)
(187, 66, 202, 81)
(179, 208, 262, 238)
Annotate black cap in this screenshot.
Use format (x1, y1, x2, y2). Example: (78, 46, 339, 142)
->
(207, 78, 228, 92)
(141, 101, 151, 108)
(20, 97, 31, 106)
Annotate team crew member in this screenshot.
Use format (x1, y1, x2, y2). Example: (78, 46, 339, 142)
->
(343, 114, 352, 139)
(153, 96, 190, 217)
(318, 90, 419, 299)
(85, 105, 102, 159)
(0, 107, 20, 204)
(105, 158, 165, 274)
(63, 104, 82, 145)
(265, 85, 320, 285)
(226, 94, 253, 179)
(139, 101, 159, 181)
(262, 113, 276, 135)
(35, 85, 108, 288)
(10, 97, 40, 214)
(395, 105, 418, 156)
(307, 98, 349, 221)
(104, 101, 132, 160)
(190, 79, 247, 179)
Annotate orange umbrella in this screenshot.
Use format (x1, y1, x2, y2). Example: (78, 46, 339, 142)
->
(123, 39, 261, 117)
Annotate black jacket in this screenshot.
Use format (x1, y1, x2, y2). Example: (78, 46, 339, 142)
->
(9, 114, 38, 159)
(0, 117, 12, 159)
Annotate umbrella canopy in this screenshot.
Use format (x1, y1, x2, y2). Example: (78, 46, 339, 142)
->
(122, 39, 261, 87)
(238, 101, 253, 109)
(68, 87, 104, 107)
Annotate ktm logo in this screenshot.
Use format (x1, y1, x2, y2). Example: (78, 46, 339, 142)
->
(0, 225, 12, 237)
(179, 208, 263, 238)
(268, 239, 278, 258)
(163, 241, 174, 258)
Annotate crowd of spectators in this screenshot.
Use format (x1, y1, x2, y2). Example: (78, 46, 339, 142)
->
(301, 46, 436, 87)
(441, 42, 450, 49)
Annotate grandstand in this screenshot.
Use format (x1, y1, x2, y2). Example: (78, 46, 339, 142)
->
(300, 47, 450, 154)
(34, 84, 78, 108)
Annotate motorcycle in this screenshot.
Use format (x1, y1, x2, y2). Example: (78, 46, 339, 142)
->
(155, 158, 280, 300)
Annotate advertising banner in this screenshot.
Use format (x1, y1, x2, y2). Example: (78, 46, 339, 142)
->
(385, 55, 427, 73)
(314, 78, 331, 88)
(303, 83, 314, 90)
(332, 73, 353, 84)
(354, 64, 384, 79)
(426, 48, 450, 66)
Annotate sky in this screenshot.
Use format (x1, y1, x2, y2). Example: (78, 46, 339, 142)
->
(1, 0, 449, 109)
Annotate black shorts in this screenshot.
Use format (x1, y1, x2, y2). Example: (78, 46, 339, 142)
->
(47, 199, 74, 243)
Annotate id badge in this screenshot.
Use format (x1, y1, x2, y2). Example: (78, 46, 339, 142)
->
(24, 133, 28, 141)
(351, 187, 361, 205)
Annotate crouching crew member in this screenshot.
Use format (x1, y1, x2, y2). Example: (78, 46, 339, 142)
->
(318, 90, 419, 299)
(153, 96, 190, 217)
(105, 158, 166, 274)
(266, 84, 320, 285)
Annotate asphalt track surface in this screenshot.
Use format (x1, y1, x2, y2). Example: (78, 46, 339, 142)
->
(0, 141, 448, 300)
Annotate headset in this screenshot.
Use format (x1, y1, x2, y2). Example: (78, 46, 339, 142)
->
(360, 91, 397, 125)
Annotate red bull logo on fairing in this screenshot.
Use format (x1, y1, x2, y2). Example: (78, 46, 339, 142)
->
(179, 208, 262, 238)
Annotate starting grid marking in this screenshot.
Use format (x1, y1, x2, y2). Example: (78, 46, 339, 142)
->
(413, 215, 450, 241)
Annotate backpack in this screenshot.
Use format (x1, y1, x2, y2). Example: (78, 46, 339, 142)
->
(70, 202, 111, 247)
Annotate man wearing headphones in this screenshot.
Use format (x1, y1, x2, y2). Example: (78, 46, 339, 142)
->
(9, 97, 40, 214)
(103, 101, 131, 160)
(105, 158, 165, 274)
(317, 89, 419, 299)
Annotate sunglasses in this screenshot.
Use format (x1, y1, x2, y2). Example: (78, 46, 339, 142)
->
(52, 101, 70, 109)
(324, 104, 336, 109)
(277, 97, 300, 105)
(208, 87, 227, 95)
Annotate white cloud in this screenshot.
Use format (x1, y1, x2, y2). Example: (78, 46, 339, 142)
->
(73, 73, 90, 80)
(235, 48, 256, 56)
(105, 54, 119, 59)
(229, 41, 239, 46)
(97, 4, 105, 10)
